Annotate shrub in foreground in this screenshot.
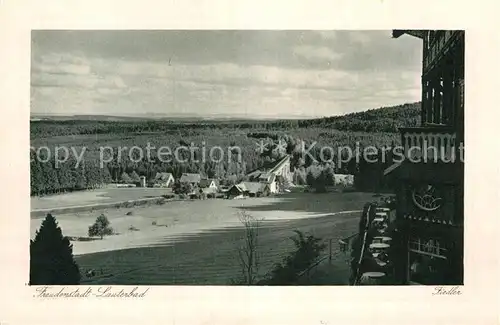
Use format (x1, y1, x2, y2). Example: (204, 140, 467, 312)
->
(259, 230, 326, 285)
(88, 214, 113, 239)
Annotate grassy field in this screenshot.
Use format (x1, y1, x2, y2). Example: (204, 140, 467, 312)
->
(30, 191, 377, 284)
(77, 214, 358, 285)
(31, 187, 171, 210)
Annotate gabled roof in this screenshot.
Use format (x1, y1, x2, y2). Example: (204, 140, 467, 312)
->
(154, 172, 174, 182)
(179, 173, 202, 183)
(199, 178, 218, 188)
(392, 30, 426, 39)
(247, 170, 264, 179)
(237, 182, 268, 194)
(268, 155, 290, 174)
(246, 154, 290, 180)
(227, 184, 244, 194)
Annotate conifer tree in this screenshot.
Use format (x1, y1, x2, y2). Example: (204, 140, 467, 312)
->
(30, 214, 81, 285)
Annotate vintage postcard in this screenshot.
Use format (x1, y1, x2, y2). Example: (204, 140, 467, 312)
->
(0, 1, 499, 324)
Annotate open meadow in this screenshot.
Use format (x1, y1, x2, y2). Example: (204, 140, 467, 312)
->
(31, 187, 171, 211)
(31, 191, 376, 284)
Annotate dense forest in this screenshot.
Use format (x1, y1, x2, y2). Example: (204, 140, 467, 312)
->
(30, 102, 419, 196)
(298, 102, 421, 132)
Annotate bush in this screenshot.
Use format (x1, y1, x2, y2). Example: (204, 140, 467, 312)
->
(88, 214, 113, 239)
(120, 172, 133, 184)
(173, 181, 194, 195)
(155, 198, 166, 205)
(30, 213, 81, 285)
(261, 230, 326, 285)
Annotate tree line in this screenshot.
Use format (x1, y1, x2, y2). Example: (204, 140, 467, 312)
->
(31, 102, 420, 138)
(31, 132, 398, 196)
(30, 102, 417, 196)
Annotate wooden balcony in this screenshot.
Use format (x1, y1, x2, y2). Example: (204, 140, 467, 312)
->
(423, 31, 463, 73)
(400, 126, 462, 163)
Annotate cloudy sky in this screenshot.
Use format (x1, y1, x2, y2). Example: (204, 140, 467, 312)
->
(31, 30, 422, 119)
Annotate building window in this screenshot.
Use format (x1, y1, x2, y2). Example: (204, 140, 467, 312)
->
(409, 237, 447, 256)
(409, 251, 448, 285)
(408, 236, 448, 285)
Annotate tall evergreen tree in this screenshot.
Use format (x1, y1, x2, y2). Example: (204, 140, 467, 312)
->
(30, 214, 81, 285)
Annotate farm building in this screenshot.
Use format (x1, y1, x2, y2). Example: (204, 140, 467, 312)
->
(179, 173, 202, 187)
(152, 172, 175, 187)
(225, 184, 245, 199)
(246, 154, 292, 193)
(226, 182, 270, 199)
(202, 186, 218, 196)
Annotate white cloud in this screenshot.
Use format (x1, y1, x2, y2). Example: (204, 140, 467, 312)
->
(31, 49, 421, 117)
(293, 45, 340, 62)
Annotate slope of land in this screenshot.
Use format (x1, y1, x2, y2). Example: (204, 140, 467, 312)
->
(68, 191, 373, 285)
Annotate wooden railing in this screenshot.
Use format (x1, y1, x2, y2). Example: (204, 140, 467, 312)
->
(400, 126, 460, 163)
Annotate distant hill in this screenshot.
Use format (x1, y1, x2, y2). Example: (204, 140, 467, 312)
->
(30, 114, 158, 122)
(296, 102, 421, 133)
(30, 102, 421, 138)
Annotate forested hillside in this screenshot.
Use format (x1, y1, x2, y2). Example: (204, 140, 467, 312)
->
(30, 102, 419, 196)
(297, 102, 421, 132)
(30, 102, 420, 138)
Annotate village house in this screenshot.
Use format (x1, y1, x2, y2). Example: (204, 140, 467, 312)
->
(199, 178, 218, 190)
(179, 173, 202, 187)
(199, 178, 219, 195)
(226, 182, 270, 199)
(152, 172, 175, 188)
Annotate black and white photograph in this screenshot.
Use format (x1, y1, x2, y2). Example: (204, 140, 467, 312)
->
(29, 30, 464, 286)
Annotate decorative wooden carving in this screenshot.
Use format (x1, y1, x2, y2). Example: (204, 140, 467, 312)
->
(400, 184, 456, 225)
(412, 185, 443, 212)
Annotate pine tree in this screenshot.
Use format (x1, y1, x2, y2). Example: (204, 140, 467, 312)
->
(30, 214, 81, 285)
(120, 172, 133, 184)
